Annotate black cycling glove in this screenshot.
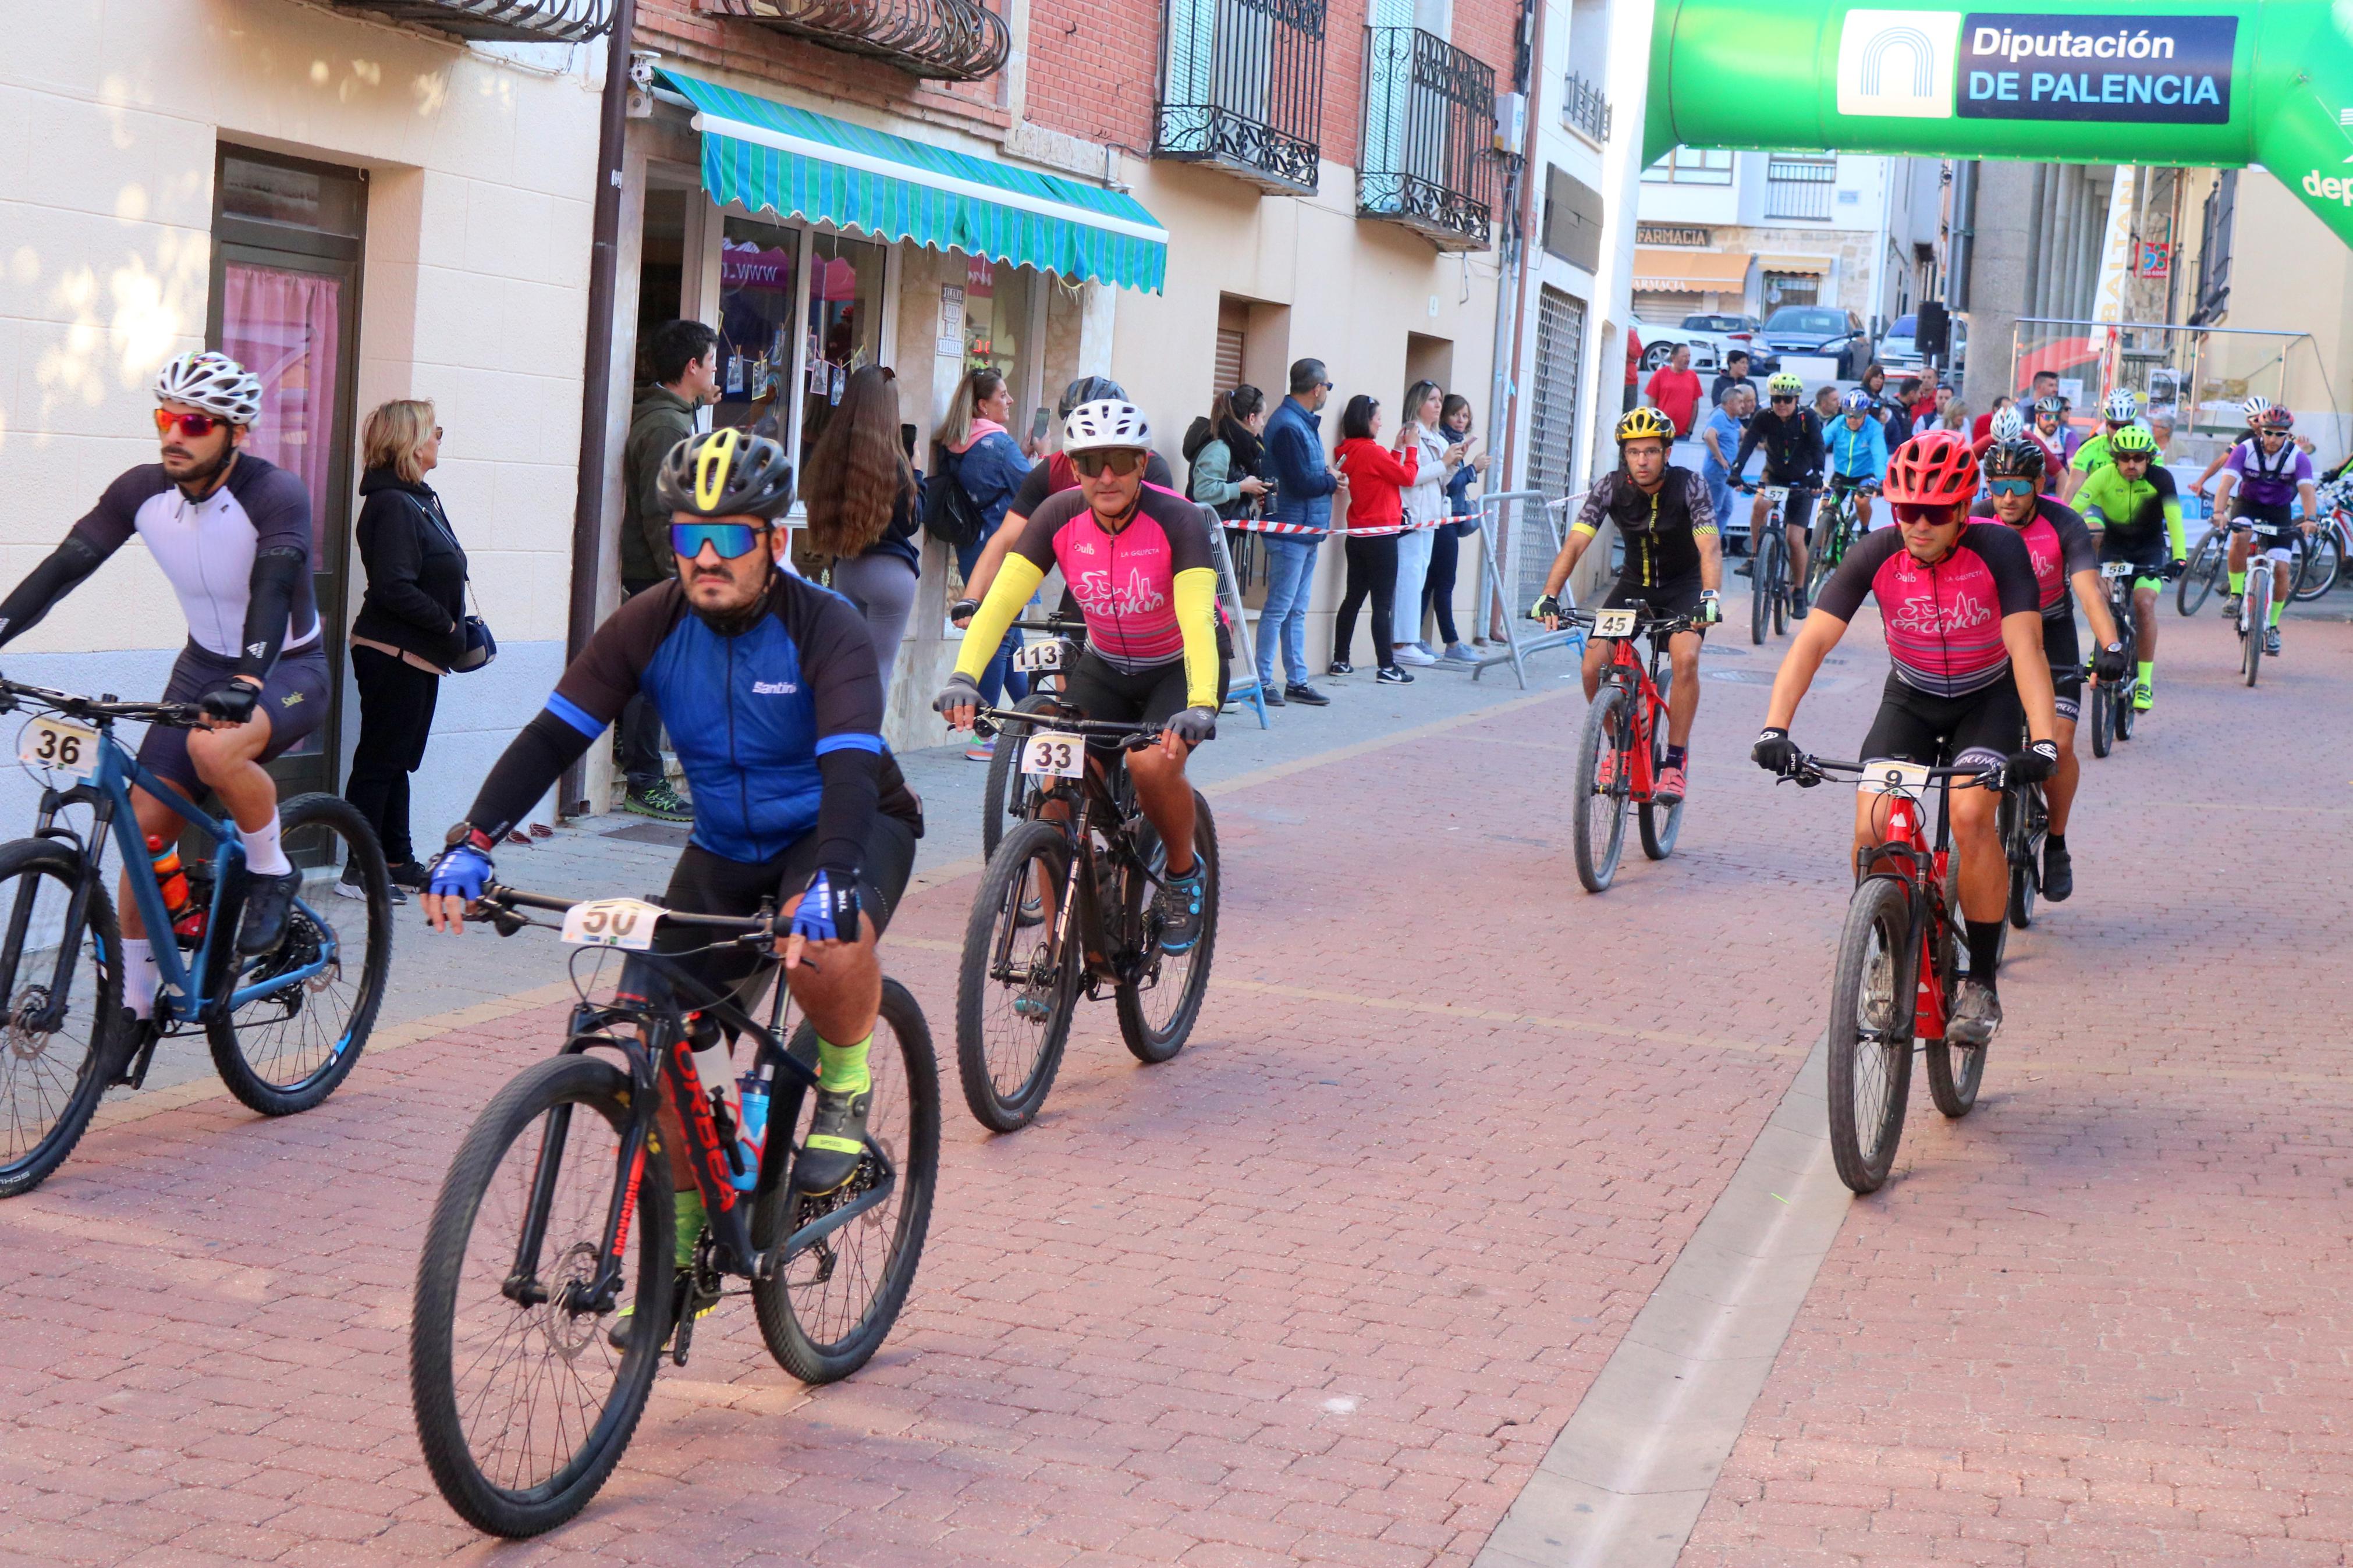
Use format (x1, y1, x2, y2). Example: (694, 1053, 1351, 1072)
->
(2002, 739, 2060, 786)
(1164, 706, 1217, 746)
(1529, 593, 1561, 622)
(2092, 642, 2131, 683)
(200, 678, 261, 726)
(1751, 727, 1800, 775)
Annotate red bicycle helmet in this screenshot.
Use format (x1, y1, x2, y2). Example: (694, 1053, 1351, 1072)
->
(1883, 428, 1981, 509)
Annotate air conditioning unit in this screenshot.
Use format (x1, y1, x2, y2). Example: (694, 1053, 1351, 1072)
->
(1494, 91, 1527, 154)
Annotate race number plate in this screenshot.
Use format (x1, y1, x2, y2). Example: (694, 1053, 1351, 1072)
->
(560, 898, 662, 951)
(17, 716, 98, 779)
(1760, 485, 1790, 503)
(1857, 760, 1932, 797)
(1011, 639, 1068, 673)
(2102, 560, 2136, 578)
(1592, 608, 1639, 638)
(1021, 732, 1085, 778)
(2247, 523, 2283, 537)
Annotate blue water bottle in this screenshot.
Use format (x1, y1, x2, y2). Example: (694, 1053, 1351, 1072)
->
(730, 1071, 770, 1192)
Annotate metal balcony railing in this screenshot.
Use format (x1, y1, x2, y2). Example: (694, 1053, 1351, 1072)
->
(1155, 0, 1328, 195)
(324, 0, 612, 41)
(1764, 157, 1837, 221)
(1357, 26, 1495, 250)
(1560, 69, 1610, 143)
(704, 0, 1010, 82)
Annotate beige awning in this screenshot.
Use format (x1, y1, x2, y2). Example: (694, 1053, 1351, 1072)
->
(1756, 253, 1831, 274)
(1631, 247, 1754, 293)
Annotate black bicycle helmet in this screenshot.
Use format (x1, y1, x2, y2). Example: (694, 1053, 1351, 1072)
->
(1983, 438, 2047, 480)
(656, 426, 795, 520)
(1057, 375, 1128, 419)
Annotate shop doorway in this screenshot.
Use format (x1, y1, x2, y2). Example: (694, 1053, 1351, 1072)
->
(207, 148, 365, 805)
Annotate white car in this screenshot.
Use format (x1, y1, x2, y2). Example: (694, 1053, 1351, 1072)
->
(1631, 317, 1722, 375)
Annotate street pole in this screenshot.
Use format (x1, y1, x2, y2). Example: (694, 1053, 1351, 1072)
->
(1485, 0, 1545, 637)
(560, 0, 638, 820)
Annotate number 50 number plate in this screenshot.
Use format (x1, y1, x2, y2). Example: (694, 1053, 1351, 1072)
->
(560, 897, 663, 950)
(1021, 732, 1085, 778)
(19, 716, 98, 778)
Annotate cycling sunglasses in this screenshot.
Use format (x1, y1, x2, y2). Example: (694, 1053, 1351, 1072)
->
(2113, 452, 2152, 464)
(1985, 478, 2036, 497)
(669, 521, 769, 560)
(1891, 502, 1963, 527)
(154, 408, 230, 439)
(1071, 449, 1147, 478)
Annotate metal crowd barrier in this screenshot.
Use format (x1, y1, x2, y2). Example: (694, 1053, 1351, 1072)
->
(1470, 488, 1590, 687)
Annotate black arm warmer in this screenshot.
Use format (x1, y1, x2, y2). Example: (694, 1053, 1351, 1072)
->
(464, 710, 596, 841)
(0, 535, 108, 648)
(812, 748, 881, 881)
(236, 546, 308, 681)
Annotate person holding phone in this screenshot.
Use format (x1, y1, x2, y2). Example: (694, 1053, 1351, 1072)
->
(1392, 379, 1463, 666)
(1426, 393, 1491, 663)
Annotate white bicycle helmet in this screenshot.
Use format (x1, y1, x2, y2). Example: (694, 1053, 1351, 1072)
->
(1063, 398, 1151, 453)
(2102, 387, 2141, 423)
(153, 350, 262, 425)
(2241, 393, 2273, 424)
(1990, 406, 2026, 443)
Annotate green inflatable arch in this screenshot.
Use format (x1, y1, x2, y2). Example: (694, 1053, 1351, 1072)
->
(1645, 0, 2353, 248)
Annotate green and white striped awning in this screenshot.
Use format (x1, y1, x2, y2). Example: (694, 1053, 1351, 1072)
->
(661, 70, 1167, 294)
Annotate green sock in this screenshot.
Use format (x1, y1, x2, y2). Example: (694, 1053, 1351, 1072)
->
(673, 1189, 705, 1270)
(2270, 596, 2285, 627)
(2137, 659, 2153, 689)
(2228, 569, 2245, 594)
(817, 1032, 872, 1096)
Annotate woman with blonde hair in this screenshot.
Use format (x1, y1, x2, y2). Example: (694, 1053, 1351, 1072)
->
(803, 366, 922, 701)
(345, 398, 469, 900)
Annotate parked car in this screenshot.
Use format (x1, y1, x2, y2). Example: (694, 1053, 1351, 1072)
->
(1631, 317, 1722, 375)
(1879, 314, 1925, 372)
(1678, 312, 1780, 376)
(1762, 305, 1874, 380)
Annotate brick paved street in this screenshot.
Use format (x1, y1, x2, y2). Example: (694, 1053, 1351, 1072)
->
(0, 602, 2347, 1567)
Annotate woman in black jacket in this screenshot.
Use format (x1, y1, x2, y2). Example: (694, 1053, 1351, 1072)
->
(345, 399, 467, 899)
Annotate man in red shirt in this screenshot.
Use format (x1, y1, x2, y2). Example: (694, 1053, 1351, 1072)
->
(1644, 343, 1704, 438)
(1624, 326, 1643, 411)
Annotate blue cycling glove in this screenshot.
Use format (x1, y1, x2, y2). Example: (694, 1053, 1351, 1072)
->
(427, 833, 495, 902)
(789, 870, 862, 945)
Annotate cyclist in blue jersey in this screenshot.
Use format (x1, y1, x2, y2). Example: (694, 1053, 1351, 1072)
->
(1825, 389, 1888, 531)
(423, 428, 924, 1238)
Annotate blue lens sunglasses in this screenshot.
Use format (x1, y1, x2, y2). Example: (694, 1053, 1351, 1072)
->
(670, 521, 768, 560)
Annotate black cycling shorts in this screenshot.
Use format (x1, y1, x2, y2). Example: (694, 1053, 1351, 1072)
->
(645, 813, 919, 1015)
(2096, 531, 2170, 583)
(2233, 497, 2295, 527)
(141, 640, 332, 798)
(1600, 571, 1708, 648)
(1859, 669, 2025, 774)
(1060, 642, 1231, 752)
(2040, 613, 2082, 724)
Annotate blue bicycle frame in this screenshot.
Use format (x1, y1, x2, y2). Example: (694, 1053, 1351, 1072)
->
(34, 721, 335, 1031)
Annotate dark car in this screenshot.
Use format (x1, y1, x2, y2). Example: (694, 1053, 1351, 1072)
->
(1762, 306, 1873, 380)
(1681, 312, 1779, 376)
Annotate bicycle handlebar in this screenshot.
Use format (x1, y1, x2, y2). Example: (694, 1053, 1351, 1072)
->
(473, 882, 780, 937)
(1786, 755, 2001, 790)
(0, 678, 203, 727)
(1557, 607, 1699, 637)
(969, 705, 1163, 748)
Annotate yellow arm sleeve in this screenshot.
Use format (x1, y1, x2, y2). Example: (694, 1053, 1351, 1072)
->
(953, 554, 1046, 685)
(1172, 567, 1222, 711)
(2163, 497, 2185, 559)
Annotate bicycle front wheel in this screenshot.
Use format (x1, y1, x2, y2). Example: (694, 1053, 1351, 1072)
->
(2242, 576, 2267, 687)
(2003, 788, 2037, 931)
(1573, 687, 1631, 893)
(1826, 876, 1915, 1194)
(410, 1054, 672, 1538)
(207, 794, 390, 1115)
(982, 692, 1062, 862)
(1749, 533, 1774, 644)
(0, 840, 123, 1199)
(2089, 679, 2113, 759)
(954, 820, 1081, 1131)
(2178, 528, 2223, 615)
(1116, 793, 1218, 1063)
(754, 977, 939, 1385)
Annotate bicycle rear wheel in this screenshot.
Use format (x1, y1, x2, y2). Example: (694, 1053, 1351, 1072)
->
(1771, 531, 1790, 636)
(1116, 793, 1218, 1064)
(1573, 688, 1631, 893)
(2089, 678, 2113, 758)
(410, 1054, 671, 1538)
(754, 977, 939, 1384)
(1638, 673, 1682, 862)
(1825, 876, 1915, 1194)
(982, 692, 1062, 863)
(0, 841, 123, 1199)
(2178, 528, 2224, 615)
(1923, 892, 1985, 1117)
(207, 794, 390, 1115)
(954, 821, 1081, 1131)
(2292, 532, 2336, 600)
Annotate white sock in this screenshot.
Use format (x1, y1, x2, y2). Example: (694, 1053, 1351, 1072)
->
(243, 811, 292, 877)
(122, 938, 157, 1020)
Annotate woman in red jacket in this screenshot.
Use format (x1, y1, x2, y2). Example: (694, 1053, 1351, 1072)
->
(1329, 394, 1421, 683)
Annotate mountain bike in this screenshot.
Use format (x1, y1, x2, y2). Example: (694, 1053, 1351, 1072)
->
(980, 614, 1085, 863)
(2087, 560, 2145, 758)
(1745, 485, 1794, 643)
(410, 881, 938, 1537)
(1807, 479, 1876, 601)
(1554, 603, 1693, 893)
(954, 705, 1218, 1132)
(2238, 521, 2286, 687)
(1781, 752, 2001, 1194)
(0, 679, 389, 1197)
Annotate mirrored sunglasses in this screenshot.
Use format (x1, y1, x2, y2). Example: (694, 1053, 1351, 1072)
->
(670, 521, 768, 560)
(1985, 478, 2036, 497)
(1071, 450, 1146, 478)
(1892, 502, 1961, 527)
(154, 409, 228, 440)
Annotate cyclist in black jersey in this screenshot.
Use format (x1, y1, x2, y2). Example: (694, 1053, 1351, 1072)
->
(1731, 372, 1826, 614)
(1532, 407, 1723, 805)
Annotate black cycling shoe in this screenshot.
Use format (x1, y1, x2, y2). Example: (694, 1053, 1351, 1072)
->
(2042, 838, 2073, 903)
(1790, 588, 1809, 618)
(1153, 864, 1206, 954)
(1947, 979, 2002, 1048)
(236, 869, 305, 956)
(792, 1085, 872, 1193)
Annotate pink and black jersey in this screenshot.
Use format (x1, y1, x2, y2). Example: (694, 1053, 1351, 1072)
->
(1813, 522, 2041, 696)
(1969, 495, 2096, 620)
(1009, 486, 1218, 672)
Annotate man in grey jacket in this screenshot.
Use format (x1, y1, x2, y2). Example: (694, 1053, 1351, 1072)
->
(615, 320, 719, 821)
(1257, 359, 1346, 706)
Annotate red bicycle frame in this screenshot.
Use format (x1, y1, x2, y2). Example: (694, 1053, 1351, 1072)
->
(1598, 635, 1671, 803)
(1864, 790, 1952, 1043)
